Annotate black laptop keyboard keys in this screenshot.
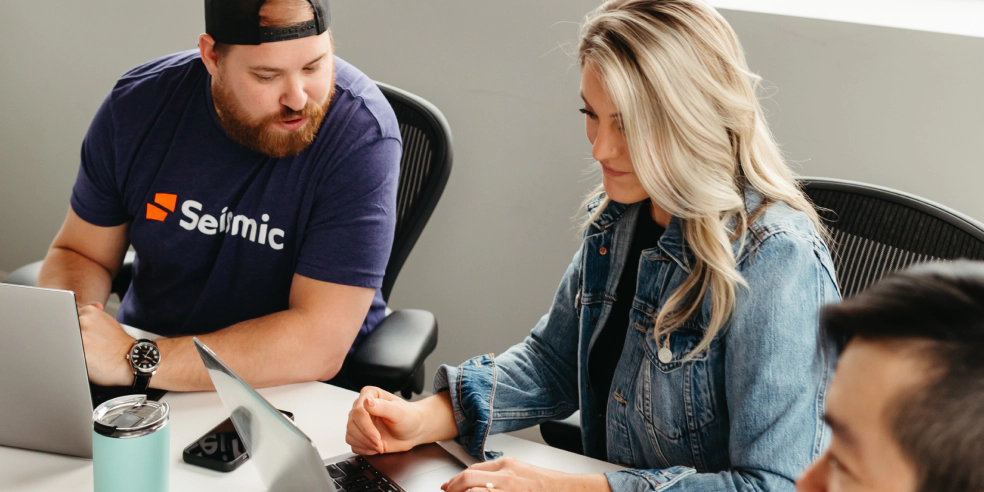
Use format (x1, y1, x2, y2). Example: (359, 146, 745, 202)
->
(326, 464, 346, 479)
(327, 456, 403, 492)
(336, 460, 360, 476)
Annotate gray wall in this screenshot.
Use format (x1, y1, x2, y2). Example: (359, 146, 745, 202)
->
(2, 2, 983, 379)
(328, 1, 598, 375)
(0, 1, 205, 275)
(721, 10, 984, 212)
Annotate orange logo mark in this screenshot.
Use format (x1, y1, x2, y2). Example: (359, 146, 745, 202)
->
(146, 193, 177, 222)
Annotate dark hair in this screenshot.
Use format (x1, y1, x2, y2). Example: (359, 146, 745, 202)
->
(821, 260, 984, 492)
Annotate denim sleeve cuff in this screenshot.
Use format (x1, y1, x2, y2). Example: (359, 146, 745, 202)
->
(433, 354, 503, 461)
(604, 467, 696, 492)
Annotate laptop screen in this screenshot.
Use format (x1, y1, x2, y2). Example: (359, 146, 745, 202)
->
(194, 338, 335, 491)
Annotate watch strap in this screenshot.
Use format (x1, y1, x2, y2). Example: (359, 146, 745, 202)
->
(132, 372, 152, 392)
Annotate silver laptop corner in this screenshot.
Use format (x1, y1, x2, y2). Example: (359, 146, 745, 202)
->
(0, 284, 93, 458)
(194, 338, 466, 492)
(193, 337, 335, 491)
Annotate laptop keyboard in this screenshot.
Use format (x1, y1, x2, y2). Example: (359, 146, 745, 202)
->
(326, 456, 404, 492)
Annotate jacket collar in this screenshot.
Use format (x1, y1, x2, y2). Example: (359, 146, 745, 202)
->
(586, 195, 631, 231)
(588, 187, 768, 274)
(588, 196, 692, 273)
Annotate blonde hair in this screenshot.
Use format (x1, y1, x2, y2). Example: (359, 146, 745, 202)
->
(578, 0, 822, 356)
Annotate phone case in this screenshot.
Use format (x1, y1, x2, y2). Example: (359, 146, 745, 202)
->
(181, 409, 292, 472)
(182, 445, 248, 472)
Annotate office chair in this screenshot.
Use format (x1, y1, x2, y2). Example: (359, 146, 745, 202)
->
(800, 177, 984, 297)
(352, 82, 453, 397)
(539, 176, 984, 455)
(2, 82, 453, 399)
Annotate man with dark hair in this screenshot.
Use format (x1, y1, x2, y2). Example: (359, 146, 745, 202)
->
(797, 260, 984, 492)
(36, 0, 401, 392)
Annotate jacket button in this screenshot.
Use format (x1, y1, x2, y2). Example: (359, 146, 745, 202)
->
(590, 317, 598, 325)
(599, 246, 608, 255)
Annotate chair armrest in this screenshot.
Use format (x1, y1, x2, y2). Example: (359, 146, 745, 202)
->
(2, 260, 44, 286)
(348, 309, 438, 393)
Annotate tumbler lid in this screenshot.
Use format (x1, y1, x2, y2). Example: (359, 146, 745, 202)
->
(93, 395, 169, 438)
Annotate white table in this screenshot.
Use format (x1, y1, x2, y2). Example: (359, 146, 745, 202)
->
(0, 382, 621, 491)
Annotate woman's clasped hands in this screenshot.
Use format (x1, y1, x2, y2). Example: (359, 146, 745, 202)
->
(345, 386, 611, 492)
(346, 386, 426, 455)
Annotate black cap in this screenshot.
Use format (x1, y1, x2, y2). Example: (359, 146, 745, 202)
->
(205, 0, 331, 45)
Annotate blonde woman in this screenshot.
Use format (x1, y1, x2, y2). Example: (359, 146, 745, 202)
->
(346, 1, 839, 490)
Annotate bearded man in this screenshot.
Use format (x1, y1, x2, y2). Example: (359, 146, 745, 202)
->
(37, 0, 401, 393)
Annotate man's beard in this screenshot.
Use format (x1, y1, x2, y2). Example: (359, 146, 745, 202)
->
(212, 78, 334, 158)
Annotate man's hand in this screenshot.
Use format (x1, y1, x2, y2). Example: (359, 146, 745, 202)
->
(79, 303, 135, 387)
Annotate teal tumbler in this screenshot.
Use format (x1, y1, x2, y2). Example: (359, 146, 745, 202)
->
(92, 395, 170, 492)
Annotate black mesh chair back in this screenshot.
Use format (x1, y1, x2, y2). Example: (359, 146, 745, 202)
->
(377, 82, 453, 302)
(802, 177, 984, 298)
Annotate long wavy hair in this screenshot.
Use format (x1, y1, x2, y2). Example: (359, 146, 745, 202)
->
(578, 0, 823, 356)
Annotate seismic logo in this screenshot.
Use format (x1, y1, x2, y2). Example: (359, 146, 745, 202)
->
(146, 193, 177, 221)
(145, 193, 285, 251)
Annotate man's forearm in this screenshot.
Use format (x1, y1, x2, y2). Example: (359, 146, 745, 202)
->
(150, 308, 354, 391)
(37, 246, 114, 306)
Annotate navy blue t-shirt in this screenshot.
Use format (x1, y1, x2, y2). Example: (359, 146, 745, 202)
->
(70, 50, 401, 347)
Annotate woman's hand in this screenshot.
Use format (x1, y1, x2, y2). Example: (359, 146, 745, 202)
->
(441, 457, 611, 492)
(346, 386, 424, 455)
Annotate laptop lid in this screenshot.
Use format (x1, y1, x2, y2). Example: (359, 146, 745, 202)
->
(193, 338, 336, 491)
(0, 284, 94, 458)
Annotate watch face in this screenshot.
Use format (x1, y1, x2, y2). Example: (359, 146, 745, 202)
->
(130, 342, 160, 373)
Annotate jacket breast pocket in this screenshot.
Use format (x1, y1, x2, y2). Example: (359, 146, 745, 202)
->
(632, 310, 718, 445)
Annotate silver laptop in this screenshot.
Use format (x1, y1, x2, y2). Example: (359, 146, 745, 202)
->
(194, 338, 467, 492)
(0, 284, 94, 458)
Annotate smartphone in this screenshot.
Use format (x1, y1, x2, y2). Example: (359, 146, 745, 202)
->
(182, 409, 294, 472)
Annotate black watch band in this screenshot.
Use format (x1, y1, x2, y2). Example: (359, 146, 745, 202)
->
(132, 372, 152, 392)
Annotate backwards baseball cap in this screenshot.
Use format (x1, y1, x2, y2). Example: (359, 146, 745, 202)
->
(205, 0, 331, 45)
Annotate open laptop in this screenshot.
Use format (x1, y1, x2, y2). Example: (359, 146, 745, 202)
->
(0, 283, 166, 458)
(194, 338, 468, 492)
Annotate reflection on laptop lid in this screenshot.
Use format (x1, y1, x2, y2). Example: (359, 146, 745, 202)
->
(193, 338, 336, 491)
(0, 284, 93, 458)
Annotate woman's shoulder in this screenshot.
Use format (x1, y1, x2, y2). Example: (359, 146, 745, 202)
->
(738, 191, 829, 267)
(750, 200, 818, 240)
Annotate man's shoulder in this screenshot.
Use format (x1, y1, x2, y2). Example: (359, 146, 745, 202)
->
(119, 50, 203, 83)
(109, 50, 206, 104)
(327, 57, 401, 142)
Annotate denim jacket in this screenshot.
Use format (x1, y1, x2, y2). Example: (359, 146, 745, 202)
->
(435, 190, 840, 491)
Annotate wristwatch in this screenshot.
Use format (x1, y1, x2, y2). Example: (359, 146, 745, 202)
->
(126, 339, 161, 392)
